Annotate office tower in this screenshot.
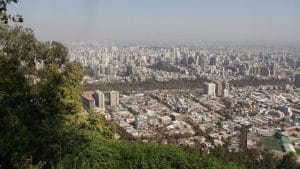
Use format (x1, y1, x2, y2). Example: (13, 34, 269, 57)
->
(204, 82, 216, 96)
(94, 90, 105, 110)
(296, 59, 300, 69)
(105, 65, 114, 75)
(109, 91, 119, 106)
(188, 56, 195, 65)
(100, 65, 106, 75)
(209, 57, 217, 66)
(295, 73, 300, 88)
(195, 55, 199, 66)
(269, 63, 276, 76)
(126, 65, 133, 76)
(216, 81, 223, 97)
(198, 55, 207, 71)
(249, 65, 260, 76)
(223, 81, 230, 90)
(91, 65, 100, 77)
(222, 89, 229, 98)
(259, 66, 269, 76)
(222, 81, 230, 97)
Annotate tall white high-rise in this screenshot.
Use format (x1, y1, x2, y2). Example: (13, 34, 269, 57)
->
(204, 82, 216, 96)
(109, 91, 119, 106)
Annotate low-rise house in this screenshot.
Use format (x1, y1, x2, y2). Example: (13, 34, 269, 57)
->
(159, 116, 172, 125)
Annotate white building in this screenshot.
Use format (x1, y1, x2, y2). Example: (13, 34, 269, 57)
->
(109, 91, 119, 106)
(205, 82, 216, 96)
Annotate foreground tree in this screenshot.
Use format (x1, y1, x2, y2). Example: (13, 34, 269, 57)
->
(0, 0, 23, 24)
(0, 25, 83, 168)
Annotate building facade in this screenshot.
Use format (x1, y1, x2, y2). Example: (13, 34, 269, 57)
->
(295, 73, 300, 88)
(205, 82, 216, 96)
(94, 90, 105, 110)
(109, 91, 120, 106)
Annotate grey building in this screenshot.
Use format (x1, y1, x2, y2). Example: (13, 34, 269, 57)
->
(295, 73, 300, 88)
(93, 90, 105, 110)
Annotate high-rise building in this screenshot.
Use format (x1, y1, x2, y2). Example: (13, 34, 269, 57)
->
(295, 73, 300, 88)
(209, 57, 217, 66)
(204, 82, 216, 96)
(249, 65, 260, 76)
(222, 81, 230, 97)
(100, 65, 106, 75)
(109, 91, 119, 106)
(105, 65, 114, 76)
(216, 81, 223, 97)
(222, 89, 229, 98)
(94, 90, 105, 110)
(126, 65, 133, 76)
(198, 55, 207, 71)
(269, 64, 276, 76)
(296, 59, 300, 69)
(223, 81, 230, 90)
(259, 66, 269, 76)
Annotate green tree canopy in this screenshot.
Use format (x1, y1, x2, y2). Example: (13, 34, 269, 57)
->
(0, 0, 23, 24)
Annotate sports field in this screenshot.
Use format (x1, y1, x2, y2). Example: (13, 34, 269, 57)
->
(261, 137, 282, 151)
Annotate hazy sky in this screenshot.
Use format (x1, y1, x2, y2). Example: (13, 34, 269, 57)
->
(9, 0, 300, 42)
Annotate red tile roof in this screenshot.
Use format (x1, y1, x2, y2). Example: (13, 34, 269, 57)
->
(82, 91, 95, 101)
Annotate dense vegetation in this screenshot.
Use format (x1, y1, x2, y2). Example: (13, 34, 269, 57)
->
(83, 79, 206, 92)
(83, 76, 292, 92)
(148, 61, 181, 73)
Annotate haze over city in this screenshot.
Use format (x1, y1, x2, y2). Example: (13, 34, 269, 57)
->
(2, 0, 300, 168)
(9, 0, 300, 42)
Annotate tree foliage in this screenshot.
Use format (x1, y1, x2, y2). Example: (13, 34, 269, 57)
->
(0, 25, 83, 168)
(0, 0, 23, 24)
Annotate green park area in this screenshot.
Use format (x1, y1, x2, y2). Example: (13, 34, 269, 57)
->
(261, 137, 282, 152)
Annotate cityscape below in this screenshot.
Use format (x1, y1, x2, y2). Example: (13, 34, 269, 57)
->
(72, 40, 300, 157)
